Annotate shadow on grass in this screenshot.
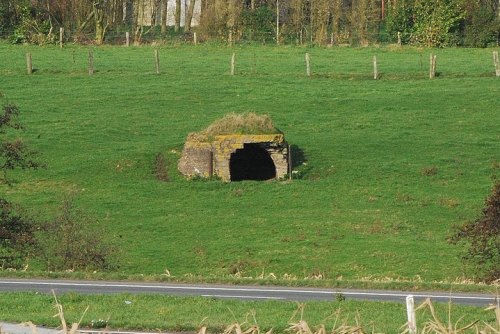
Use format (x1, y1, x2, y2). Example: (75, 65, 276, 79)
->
(290, 144, 314, 179)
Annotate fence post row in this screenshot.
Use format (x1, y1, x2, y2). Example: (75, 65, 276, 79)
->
(18, 49, 500, 79)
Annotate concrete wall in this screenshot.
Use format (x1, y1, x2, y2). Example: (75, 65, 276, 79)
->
(178, 134, 289, 182)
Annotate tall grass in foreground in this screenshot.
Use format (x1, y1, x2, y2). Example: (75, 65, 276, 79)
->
(2, 292, 499, 334)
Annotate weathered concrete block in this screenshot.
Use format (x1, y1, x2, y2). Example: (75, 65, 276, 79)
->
(178, 133, 289, 182)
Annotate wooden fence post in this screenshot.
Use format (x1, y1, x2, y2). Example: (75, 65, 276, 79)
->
(59, 27, 64, 48)
(493, 51, 500, 77)
(26, 53, 32, 75)
(397, 32, 402, 46)
(126, 32, 130, 47)
(88, 49, 94, 75)
(194, 32, 197, 46)
(154, 49, 160, 74)
(373, 55, 378, 80)
(305, 53, 311, 77)
(429, 53, 436, 79)
(406, 295, 417, 334)
(230, 52, 235, 76)
(288, 143, 292, 180)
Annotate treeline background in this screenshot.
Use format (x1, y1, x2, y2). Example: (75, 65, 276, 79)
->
(0, 0, 499, 47)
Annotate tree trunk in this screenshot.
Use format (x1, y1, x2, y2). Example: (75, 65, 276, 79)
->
(175, 0, 181, 32)
(132, 0, 142, 43)
(94, 1, 106, 45)
(161, 0, 168, 35)
(185, 0, 196, 32)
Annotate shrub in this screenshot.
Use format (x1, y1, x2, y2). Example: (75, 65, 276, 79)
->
(36, 198, 118, 272)
(241, 6, 275, 42)
(461, 1, 499, 47)
(0, 198, 36, 269)
(385, 2, 415, 44)
(449, 182, 500, 282)
(1, 102, 41, 184)
(411, 0, 465, 47)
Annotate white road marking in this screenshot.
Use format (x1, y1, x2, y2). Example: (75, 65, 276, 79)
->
(0, 280, 496, 302)
(202, 294, 285, 300)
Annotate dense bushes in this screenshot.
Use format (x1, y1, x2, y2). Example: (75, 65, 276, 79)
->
(462, 0, 500, 47)
(0, 199, 36, 269)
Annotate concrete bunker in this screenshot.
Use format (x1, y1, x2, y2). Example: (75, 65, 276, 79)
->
(178, 113, 290, 182)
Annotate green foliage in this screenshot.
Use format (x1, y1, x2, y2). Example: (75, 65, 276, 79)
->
(450, 182, 500, 282)
(461, 0, 500, 47)
(0, 102, 40, 184)
(385, 2, 415, 44)
(9, 3, 53, 45)
(0, 198, 36, 269)
(241, 6, 275, 42)
(36, 198, 118, 272)
(411, 0, 465, 47)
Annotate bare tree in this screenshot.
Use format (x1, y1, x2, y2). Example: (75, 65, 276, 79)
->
(94, 0, 107, 44)
(175, 0, 181, 31)
(185, 0, 197, 32)
(161, 0, 168, 35)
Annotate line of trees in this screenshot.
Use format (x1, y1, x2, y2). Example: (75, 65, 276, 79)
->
(1, 0, 499, 47)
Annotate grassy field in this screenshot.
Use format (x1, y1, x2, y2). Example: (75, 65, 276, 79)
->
(0, 292, 498, 333)
(0, 43, 499, 287)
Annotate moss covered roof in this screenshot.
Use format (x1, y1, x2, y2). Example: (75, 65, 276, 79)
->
(188, 113, 281, 141)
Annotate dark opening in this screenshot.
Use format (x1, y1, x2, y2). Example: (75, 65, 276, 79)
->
(230, 143, 276, 181)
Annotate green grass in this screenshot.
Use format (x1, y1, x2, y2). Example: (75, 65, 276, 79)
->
(0, 43, 499, 287)
(0, 292, 496, 333)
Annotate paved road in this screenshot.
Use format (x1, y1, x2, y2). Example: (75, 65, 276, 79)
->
(0, 279, 497, 306)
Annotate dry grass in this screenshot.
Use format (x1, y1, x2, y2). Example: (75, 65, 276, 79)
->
(52, 290, 89, 334)
(403, 298, 500, 334)
(286, 303, 370, 334)
(188, 113, 279, 141)
(17, 292, 500, 334)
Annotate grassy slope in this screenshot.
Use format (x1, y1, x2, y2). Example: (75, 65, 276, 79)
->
(0, 43, 499, 285)
(0, 292, 496, 333)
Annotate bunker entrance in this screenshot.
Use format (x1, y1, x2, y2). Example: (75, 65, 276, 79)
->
(230, 143, 276, 181)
